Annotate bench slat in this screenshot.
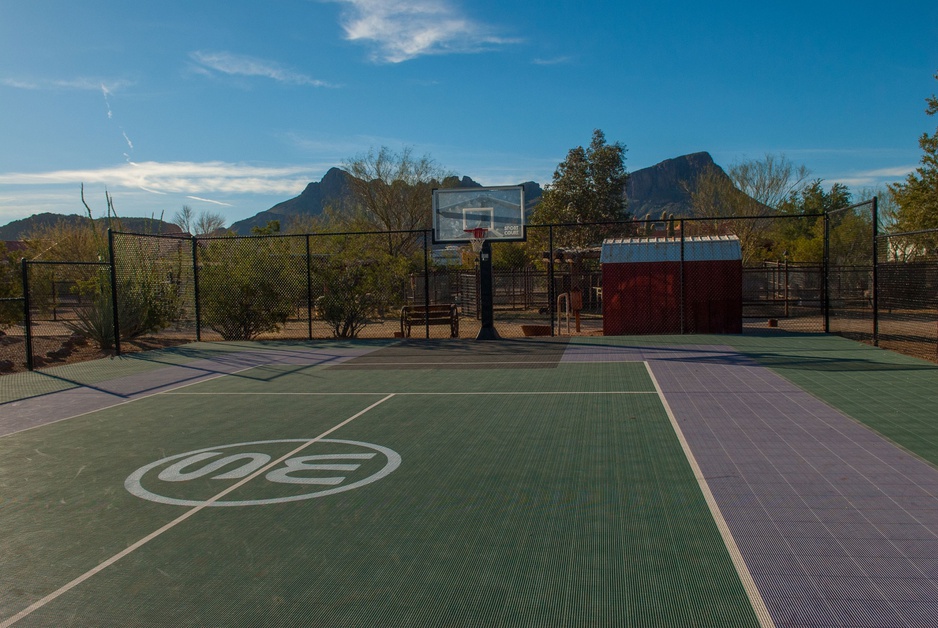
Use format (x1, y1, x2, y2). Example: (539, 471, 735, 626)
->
(400, 304, 459, 338)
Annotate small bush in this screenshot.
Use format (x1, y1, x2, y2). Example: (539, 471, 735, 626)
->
(201, 278, 294, 340)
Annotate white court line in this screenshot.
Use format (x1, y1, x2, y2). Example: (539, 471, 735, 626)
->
(325, 360, 643, 365)
(0, 394, 396, 628)
(643, 361, 775, 628)
(165, 391, 658, 396)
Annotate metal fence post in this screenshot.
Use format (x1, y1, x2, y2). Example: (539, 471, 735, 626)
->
(423, 231, 431, 338)
(870, 196, 879, 347)
(108, 229, 121, 356)
(823, 212, 830, 333)
(21, 259, 33, 371)
(548, 226, 556, 336)
(192, 236, 202, 342)
(306, 234, 313, 340)
(679, 222, 686, 334)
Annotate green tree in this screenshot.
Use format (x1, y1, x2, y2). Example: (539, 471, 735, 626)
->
(530, 130, 629, 248)
(251, 220, 281, 235)
(889, 72, 938, 234)
(772, 180, 852, 262)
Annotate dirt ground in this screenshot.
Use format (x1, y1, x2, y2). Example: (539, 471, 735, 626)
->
(0, 332, 190, 375)
(2, 311, 933, 376)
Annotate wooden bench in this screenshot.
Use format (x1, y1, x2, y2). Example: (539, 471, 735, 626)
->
(400, 304, 459, 338)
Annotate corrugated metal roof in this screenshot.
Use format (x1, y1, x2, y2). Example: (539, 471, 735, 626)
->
(600, 235, 741, 264)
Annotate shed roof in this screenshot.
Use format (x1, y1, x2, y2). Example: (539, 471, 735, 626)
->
(600, 235, 741, 264)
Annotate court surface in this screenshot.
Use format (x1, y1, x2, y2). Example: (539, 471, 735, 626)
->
(1, 333, 937, 627)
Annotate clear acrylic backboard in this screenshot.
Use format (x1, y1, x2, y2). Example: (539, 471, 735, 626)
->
(432, 185, 526, 244)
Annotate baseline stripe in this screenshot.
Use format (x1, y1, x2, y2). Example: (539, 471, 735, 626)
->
(164, 391, 658, 396)
(0, 394, 396, 628)
(644, 362, 775, 628)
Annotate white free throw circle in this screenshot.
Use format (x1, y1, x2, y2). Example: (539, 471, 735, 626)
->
(125, 439, 401, 507)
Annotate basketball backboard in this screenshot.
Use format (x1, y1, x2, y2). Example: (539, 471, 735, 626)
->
(432, 186, 525, 244)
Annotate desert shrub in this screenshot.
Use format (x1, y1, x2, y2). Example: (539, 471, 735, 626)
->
(198, 239, 298, 340)
(317, 265, 375, 338)
(313, 242, 414, 338)
(0, 243, 22, 329)
(66, 274, 182, 352)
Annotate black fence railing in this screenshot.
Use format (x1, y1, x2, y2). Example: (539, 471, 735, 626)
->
(5, 202, 938, 371)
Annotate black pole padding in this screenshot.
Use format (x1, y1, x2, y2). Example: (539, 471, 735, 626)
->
(476, 239, 500, 340)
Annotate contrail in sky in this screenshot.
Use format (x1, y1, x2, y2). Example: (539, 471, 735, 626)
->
(187, 195, 233, 207)
(101, 84, 113, 119)
(101, 83, 135, 162)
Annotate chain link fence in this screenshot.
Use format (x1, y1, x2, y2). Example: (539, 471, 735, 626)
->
(0, 296, 26, 373)
(875, 228, 938, 361)
(19, 260, 110, 369)
(826, 200, 876, 342)
(7, 204, 938, 371)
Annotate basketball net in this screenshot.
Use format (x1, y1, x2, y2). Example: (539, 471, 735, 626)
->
(465, 227, 488, 253)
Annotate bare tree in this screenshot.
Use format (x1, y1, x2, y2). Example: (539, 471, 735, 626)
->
(194, 210, 226, 236)
(173, 205, 226, 236)
(343, 146, 451, 256)
(730, 153, 810, 210)
(689, 154, 809, 263)
(172, 206, 195, 235)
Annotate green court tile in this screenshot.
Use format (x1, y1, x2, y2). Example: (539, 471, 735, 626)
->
(725, 333, 938, 467)
(2, 364, 760, 627)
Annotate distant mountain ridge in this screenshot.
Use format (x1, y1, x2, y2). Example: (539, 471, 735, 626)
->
(227, 167, 354, 235)
(0, 212, 180, 242)
(226, 169, 545, 235)
(2, 152, 736, 240)
(625, 151, 727, 219)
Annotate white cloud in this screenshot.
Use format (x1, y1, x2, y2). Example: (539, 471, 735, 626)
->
(190, 51, 335, 87)
(0, 161, 317, 197)
(328, 0, 519, 63)
(1, 77, 132, 92)
(0, 161, 329, 224)
(532, 56, 572, 66)
(827, 165, 916, 188)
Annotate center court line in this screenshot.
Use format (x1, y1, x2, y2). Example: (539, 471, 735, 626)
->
(643, 362, 775, 628)
(0, 394, 396, 628)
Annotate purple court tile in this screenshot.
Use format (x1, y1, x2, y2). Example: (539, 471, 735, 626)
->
(568, 342, 938, 628)
(0, 344, 385, 437)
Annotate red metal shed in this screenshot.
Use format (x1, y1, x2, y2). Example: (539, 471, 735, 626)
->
(601, 236, 742, 335)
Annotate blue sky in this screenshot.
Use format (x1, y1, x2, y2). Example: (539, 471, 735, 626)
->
(1, 0, 936, 227)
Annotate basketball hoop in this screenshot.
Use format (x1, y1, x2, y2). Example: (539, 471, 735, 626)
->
(465, 227, 488, 253)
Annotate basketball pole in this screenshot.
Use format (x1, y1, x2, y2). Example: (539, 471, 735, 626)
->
(476, 239, 500, 340)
